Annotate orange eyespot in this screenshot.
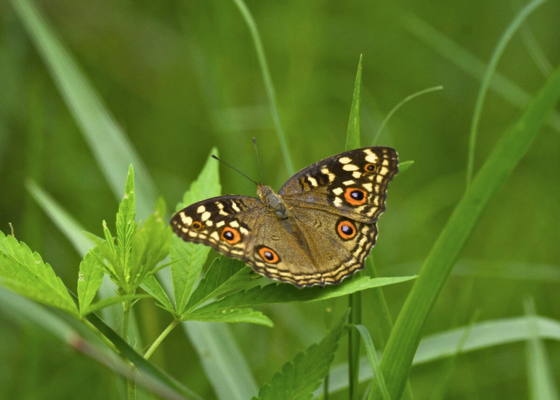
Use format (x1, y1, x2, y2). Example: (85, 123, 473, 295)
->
(364, 163, 377, 174)
(344, 188, 368, 206)
(221, 226, 241, 244)
(191, 221, 203, 230)
(258, 246, 280, 264)
(337, 220, 357, 240)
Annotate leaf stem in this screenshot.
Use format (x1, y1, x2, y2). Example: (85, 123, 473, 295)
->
(144, 319, 180, 360)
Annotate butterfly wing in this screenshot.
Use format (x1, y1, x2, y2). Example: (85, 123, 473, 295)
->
(171, 194, 330, 286)
(279, 146, 398, 223)
(274, 146, 399, 285)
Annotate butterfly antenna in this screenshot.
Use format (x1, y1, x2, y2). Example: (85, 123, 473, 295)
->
(211, 155, 260, 186)
(253, 137, 265, 184)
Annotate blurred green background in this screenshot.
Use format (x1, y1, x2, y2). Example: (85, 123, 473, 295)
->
(1, 0, 559, 398)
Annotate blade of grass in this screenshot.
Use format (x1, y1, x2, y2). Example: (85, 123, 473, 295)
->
(372, 60, 560, 400)
(373, 86, 443, 145)
(322, 315, 560, 396)
(346, 55, 363, 400)
(524, 298, 559, 400)
(402, 13, 560, 133)
(466, 0, 548, 188)
(10, 0, 158, 220)
(352, 325, 390, 400)
(231, 0, 294, 175)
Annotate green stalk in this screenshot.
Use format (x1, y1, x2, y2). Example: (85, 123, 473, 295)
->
(144, 320, 180, 360)
(231, 0, 294, 175)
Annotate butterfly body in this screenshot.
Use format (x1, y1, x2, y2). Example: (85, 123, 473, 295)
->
(171, 146, 398, 288)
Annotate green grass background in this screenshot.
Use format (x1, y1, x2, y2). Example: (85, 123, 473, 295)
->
(1, 0, 559, 399)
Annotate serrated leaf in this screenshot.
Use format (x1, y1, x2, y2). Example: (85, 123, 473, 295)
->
(172, 148, 221, 314)
(184, 307, 272, 327)
(130, 197, 171, 288)
(186, 257, 255, 312)
(187, 276, 415, 319)
(116, 165, 137, 287)
(78, 248, 104, 317)
(83, 294, 150, 316)
(0, 231, 78, 317)
(141, 275, 174, 313)
(254, 311, 348, 400)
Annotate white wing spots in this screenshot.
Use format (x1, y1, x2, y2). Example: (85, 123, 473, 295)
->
(364, 149, 379, 163)
(382, 159, 391, 166)
(206, 220, 213, 227)
(332, 187, 343, 196)
(216, 221, 225, 228)
(240, 227, 249, 235)
(216, 202, 229, 216)
(380, 166, 390, 175)
(342, 164, 359, 171)
(181, 214, 193, 225)
(201, 211, 211, 221)
(376, 175, 384, 184)
(188, 231, 197, 238)
(211, 232, 220, 241)
(339, 157, 352, 164)
(362, 183, 373, 192)
(231, 202, 241, 212)
(343, 180, 356, 186)
(197, 205, 206, 213)
(321, 166, 336, 182)
(229, 220, 240, 228)
(333, 197, 343, 207)
(307, 176, 318, 187)
(352, 171, 362, 179)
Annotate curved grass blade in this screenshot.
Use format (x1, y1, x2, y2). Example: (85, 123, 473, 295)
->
(524, 298, 559, 400)
(466, 0, 548, 188)
(372, 58, 560, 400)
(322, 315, 560, 396)
(402, 13, 560, 133)
(351, 325, 390, 400)
(10, 0, 158, 219)
(231, 0, 294, 175)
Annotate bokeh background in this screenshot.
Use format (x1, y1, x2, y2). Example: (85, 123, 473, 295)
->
(1, 0, 559, 398)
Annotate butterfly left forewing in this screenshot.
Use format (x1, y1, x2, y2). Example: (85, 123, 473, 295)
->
(171, 195, 262, 261)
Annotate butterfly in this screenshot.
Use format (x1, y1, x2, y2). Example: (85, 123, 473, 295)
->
(171, 146, 398, 288)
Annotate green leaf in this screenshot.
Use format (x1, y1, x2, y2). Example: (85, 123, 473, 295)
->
(374, 56, 560, 400)
(399, 160, 414, 173)
(130, 197, 171, 288)
(172, 148, 221, 315)
(141, 275, 174, 313)
(254, 311, 348, 400)
(184, 307, 273, 327)
(345, 54, 362, 151)
(0, 231, 78, 317)
(116, 165, 137, 288)
(83, 294, 150, 316)
(77, 248, 104, 317)
(186, 276, 415, 319)
(186, 257, 256, 312)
